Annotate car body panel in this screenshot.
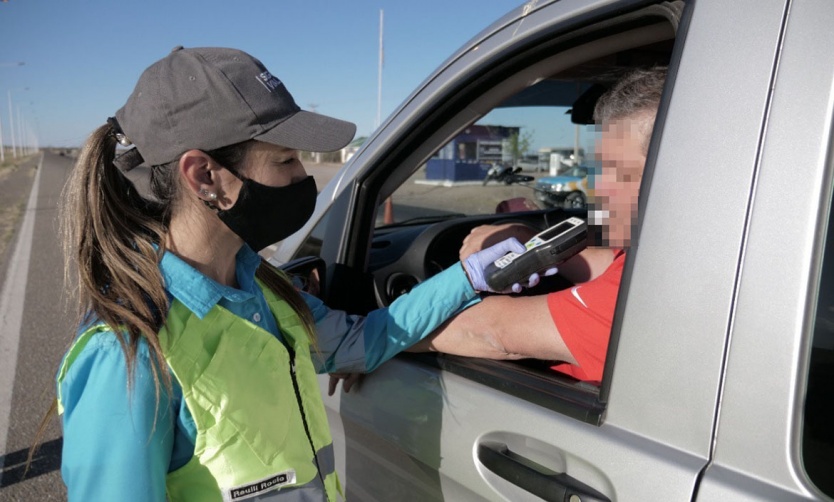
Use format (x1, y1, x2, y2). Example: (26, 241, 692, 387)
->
(604, 0, 787, 454)
(329, 361, 709, 501)
(697, 0, 834, 499)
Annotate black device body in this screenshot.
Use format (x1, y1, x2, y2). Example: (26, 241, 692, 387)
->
(484, 217, 587, 291)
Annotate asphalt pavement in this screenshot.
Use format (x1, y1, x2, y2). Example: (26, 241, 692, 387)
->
(0, 151, 71, 501)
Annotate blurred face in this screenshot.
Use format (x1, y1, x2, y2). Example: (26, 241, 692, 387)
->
(593, 115, 648, 247)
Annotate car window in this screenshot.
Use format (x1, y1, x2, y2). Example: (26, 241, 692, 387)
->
(376, 105, 598, 227)
(293, 2, 682, 424)
(346, 10, 680, 423)
(803, 198, 834, 498)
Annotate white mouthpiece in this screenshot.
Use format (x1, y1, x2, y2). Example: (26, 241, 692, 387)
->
(589, 210, 609, 225)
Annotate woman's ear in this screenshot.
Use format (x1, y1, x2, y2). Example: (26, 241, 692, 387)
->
(179, 150, 243, 210)
(179, 150, 215, 198)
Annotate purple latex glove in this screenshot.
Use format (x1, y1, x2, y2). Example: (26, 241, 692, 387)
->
(525, 266, 560, 290)
(463, 237, 556, 293)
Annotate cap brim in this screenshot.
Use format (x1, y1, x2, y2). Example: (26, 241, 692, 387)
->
(255, 110, 356, 153)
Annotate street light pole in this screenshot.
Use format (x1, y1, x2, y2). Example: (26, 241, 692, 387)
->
(17, 105, 23, 156)
(1, 63, 26, 160)
(16, 105, 22, 156)
(0, 109, 4, 162)
(7, 87, 29, 158)
(7, 90, 15, 158)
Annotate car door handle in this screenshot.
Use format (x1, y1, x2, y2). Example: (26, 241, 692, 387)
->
(477, 441, 610, 502)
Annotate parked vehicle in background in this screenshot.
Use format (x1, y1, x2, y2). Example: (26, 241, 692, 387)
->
(534, 164, 590, 209)
(271, 0, 834, 500)
(482, 163, 534, 186)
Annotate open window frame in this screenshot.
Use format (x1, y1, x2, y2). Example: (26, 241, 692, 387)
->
(315, 1, 687, 425)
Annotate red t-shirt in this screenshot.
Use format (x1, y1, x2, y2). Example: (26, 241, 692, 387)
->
(548, 249, 626, 383)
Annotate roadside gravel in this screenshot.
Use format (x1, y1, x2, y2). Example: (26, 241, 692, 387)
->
(0, 155, 39, 279)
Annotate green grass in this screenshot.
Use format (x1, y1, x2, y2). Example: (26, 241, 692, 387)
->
(0, 152, 38, 171)
(0, 202, 24, 255)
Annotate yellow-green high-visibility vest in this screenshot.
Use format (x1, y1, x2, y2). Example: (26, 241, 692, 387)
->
(57, 281, 341, 501)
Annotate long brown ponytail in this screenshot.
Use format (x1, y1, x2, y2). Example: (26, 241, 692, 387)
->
(29, 123, 175, 474)
(61, 123, 172, 394)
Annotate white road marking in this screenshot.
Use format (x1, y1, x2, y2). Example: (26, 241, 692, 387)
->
(0, 154, 44, 470)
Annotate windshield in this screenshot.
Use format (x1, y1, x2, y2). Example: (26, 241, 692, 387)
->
(377, 103, 598, 228)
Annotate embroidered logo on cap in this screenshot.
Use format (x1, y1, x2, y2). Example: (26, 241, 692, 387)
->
(256, 71, 283, 92)
(223, 470, 296, 501)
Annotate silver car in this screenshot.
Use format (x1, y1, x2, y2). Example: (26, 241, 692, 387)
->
(270, 0, 834, 500)
(534, 165, 590, 210)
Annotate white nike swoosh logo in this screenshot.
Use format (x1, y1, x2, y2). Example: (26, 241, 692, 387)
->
(571, 286, 588, 308)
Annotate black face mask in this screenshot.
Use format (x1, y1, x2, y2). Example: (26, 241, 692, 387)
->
(217, 175, 317, 252)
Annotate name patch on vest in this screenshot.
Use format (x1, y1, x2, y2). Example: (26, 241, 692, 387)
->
(224, 470, 297, 501)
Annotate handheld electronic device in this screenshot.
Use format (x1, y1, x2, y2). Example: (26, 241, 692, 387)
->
(485, 217, 587, 291)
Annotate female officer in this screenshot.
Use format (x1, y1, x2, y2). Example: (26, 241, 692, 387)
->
(54, 46, 533, 501)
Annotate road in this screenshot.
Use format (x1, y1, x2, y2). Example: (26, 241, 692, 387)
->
(0, 151, 72, 501)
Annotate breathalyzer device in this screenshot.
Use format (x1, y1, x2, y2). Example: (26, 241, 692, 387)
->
(484, 217, 587, 291)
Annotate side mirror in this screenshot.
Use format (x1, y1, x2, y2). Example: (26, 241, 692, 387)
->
(279, 255, 327, 299)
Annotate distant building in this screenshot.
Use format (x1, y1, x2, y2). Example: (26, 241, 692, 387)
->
(342, 136, 367, 163)
(538, 146, 585, 175)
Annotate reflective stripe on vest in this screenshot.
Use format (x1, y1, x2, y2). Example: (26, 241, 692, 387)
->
(57, 281, 341, 502)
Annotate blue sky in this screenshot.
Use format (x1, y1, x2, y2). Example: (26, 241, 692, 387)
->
(0, 0, 522, 148)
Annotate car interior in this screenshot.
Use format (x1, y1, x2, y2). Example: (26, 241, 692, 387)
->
(293, 1, 682, 422)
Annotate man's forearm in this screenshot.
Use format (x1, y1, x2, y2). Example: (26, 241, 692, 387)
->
(408, 300, 520, 359)
(409, 295, 577, 364)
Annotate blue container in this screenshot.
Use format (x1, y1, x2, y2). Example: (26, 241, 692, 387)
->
(426, 159, 490, 181)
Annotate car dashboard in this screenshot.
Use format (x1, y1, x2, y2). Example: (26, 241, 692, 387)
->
(367, 207, 582, 306)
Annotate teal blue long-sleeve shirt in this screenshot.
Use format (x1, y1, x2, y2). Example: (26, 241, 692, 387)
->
(58, 245, 479, 501)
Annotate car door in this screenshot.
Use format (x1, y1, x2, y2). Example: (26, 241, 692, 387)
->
(694, 1, 834, 499)
(271, 0, 799, 500)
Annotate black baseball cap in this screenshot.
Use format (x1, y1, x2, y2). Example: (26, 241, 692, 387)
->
(113, 46, 356, 170)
